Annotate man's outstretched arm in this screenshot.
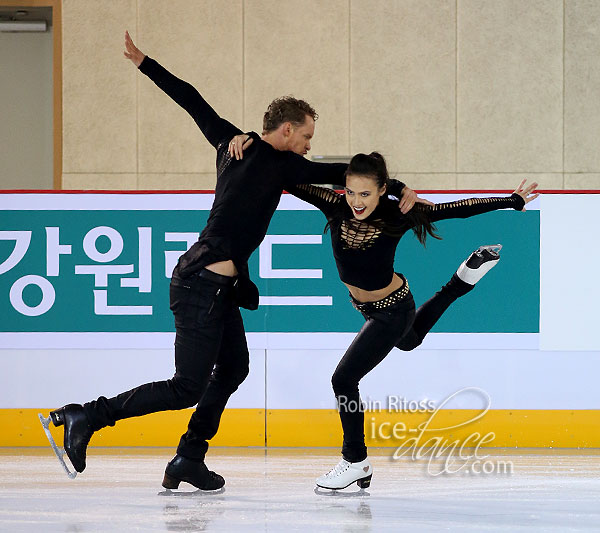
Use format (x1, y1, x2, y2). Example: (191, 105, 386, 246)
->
(124, 31, 241, 148)
(228, 132, 431, 213)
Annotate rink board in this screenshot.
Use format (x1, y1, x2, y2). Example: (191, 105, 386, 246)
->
(1, 191, 599, 447)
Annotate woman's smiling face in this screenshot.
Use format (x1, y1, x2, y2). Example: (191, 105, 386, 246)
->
(344, 174, 387, 220)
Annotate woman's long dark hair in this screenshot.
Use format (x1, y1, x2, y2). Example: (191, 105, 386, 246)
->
(339, 152, 440, 245)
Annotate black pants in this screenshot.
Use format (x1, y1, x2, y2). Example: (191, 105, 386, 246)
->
(83, 270, 250, 461)
(332, 274, 472, 463)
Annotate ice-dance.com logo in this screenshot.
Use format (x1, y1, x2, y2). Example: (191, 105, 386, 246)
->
(336, 387, 514, 477)
(389, 387, 514, 476)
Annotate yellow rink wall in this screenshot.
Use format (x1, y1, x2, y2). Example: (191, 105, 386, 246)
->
(3, 408, 600, 448)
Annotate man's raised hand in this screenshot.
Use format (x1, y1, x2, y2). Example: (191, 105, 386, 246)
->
(124, 31, 145, 67)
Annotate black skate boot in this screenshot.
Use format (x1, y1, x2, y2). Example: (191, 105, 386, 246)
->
(49, 404, 93, 473)
(162, 455, 225, 491)
(456, 244, 502, 285)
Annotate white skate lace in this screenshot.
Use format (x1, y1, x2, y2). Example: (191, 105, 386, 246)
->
(325, 459, 351, 478)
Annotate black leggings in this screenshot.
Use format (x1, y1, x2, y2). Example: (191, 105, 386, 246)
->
(332, 274, 472, 462)
(83, 271, 250, 461)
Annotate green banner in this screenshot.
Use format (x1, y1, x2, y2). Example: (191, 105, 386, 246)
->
(0, 206, 539, 333)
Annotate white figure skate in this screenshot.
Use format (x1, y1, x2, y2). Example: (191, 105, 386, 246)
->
(456, 244, 502, 285)
(316, 458, 372, 490)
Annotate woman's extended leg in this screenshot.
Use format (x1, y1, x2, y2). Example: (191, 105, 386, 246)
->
(396, 244, 501, 351)
(316, 293, 415, 490)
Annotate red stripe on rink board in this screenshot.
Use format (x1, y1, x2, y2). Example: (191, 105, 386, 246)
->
(0, 189, 599, 194)
(0, 190, 217, 194)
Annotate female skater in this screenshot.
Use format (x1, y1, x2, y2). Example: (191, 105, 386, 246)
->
(227, 141, 539, 490)
(287, 153, 537, 489)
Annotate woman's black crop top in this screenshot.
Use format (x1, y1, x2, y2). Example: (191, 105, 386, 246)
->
(287, 184, 525, 291)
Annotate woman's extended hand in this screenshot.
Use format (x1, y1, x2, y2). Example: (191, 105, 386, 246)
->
(124, 31, 145, 67)
(228, 134, 254, 160)
(513, 179, 540, 211)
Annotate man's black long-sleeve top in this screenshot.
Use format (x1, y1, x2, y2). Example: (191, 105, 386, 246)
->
(139, 57, 405, 308)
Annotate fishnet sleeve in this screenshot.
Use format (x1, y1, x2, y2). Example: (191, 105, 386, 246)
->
(286, 184, 343, 216)
(417, 194, 525, 222)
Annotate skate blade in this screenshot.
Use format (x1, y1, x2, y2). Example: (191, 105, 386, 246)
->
(37, 413, 77, 479)
(157, 487, 225, 497)
(478, 244, 502, 256)
(314, 486, 370, 497)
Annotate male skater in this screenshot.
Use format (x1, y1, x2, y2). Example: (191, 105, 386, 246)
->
(42, 32, 419, 491)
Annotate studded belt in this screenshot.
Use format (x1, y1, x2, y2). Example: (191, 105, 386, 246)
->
(351, 277, 411, 313)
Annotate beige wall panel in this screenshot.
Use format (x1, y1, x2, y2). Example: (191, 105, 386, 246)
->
(244, 0, 349, 156)
(399, 174, 457, 191)
(0, 31, 53, 189)
(351, 0, 455, 173)
(565, 1, 600, 172)
(138, 0, 243, 173)
(62, 0, 137, 173)
(457, 173, 563, 190)
(564, 174, 600, 190)
(458, 0, 562, 173)
(62, 174, 137, 190)
(137, 173, 216, 190)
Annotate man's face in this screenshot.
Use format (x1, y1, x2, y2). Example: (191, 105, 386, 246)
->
(285, 116, 315, 155)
